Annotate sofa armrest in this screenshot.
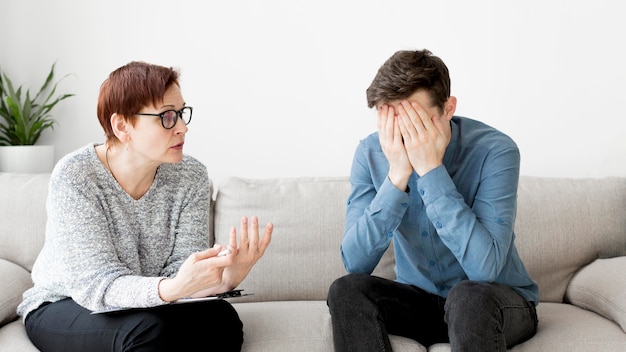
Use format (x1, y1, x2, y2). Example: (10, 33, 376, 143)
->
(0, 259, 33, 327)
(565, 256, 626, 332)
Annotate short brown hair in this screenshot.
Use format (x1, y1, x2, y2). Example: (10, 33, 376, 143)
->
(97, 61, 180, 145)
(366, 49, 450, 111)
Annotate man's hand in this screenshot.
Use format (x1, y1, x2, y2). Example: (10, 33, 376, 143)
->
(397, 100, 451, 176)
(377, 104, 412, 191)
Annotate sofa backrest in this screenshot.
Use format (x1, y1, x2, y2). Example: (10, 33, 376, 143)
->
(514, 176, 626, 302)
(214, 176, 626, 304)
(3, 172, 625, 305)
(0, 173, 50, 272)
(213, 176, 395, 302)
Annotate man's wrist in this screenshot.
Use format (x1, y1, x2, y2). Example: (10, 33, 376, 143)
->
(387, 175, 409, 192)
(416, 162, 442, 177)
(387, 168, 412, 192)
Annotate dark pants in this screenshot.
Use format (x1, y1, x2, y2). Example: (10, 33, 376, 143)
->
(327, 273, 538, 352)
(25, 298, 244, 352)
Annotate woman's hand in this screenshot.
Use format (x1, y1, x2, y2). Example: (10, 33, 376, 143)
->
(160, 216, 273, 301)
(220, 216, 273, 290)
(158, 245, 234, 302)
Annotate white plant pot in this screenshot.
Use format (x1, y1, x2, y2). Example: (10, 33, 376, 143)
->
(0, 145, 55, 173)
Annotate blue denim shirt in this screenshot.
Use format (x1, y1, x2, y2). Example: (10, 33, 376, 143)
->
(341, 116, 539, 304)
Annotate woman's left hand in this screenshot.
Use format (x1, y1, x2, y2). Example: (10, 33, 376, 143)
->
(221, 216, 273, 289)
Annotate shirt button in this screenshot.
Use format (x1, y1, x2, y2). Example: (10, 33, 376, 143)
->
(419, 189, 425, 196)
(435, 222, 443, 228)
(401, 202, 408, 208)
(386, 232, 393, 238)
(439, 285, 446, 292)
(421, 231, 428, 237)
(429, 260, 436, 266)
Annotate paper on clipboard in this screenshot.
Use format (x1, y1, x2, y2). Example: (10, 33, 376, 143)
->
(91, 289, 252, 314)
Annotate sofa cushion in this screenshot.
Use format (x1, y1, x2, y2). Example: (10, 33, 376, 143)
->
(214, 177, 395, 302)
(0, 173, 50, 272)
(234, 301, 334, 351)
(233, 300, 425, 352)
(429, 302, 626, 352)
(512, 303, 626, 351)
(514, 176, 626, 303)
(565, 256, 626, 333)
(0, 259, 33, 327)
(0, 319, 40, 351)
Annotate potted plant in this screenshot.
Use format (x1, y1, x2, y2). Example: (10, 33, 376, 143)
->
(0, 62, 74, 173)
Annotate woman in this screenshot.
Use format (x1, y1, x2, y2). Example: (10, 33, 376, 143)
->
(17, 61, 273, 351)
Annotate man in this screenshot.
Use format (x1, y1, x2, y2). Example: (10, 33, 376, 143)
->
(327, 49, 538, 352)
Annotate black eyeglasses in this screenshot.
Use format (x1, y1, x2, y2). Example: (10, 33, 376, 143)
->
(136, 106, 192, 129)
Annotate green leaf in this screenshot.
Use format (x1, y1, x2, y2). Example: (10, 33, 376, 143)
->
(0, 63, 74, 146)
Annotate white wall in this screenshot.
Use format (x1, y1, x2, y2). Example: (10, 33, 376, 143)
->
(1, 0, 625, 186)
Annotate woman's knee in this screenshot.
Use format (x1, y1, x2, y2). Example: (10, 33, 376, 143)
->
(131, 301, 243, 350)
(192, 300, 243, 345)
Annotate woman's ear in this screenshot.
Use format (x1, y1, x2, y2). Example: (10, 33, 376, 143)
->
(110, 113, 130, 142)
(444, 96, 457, 121)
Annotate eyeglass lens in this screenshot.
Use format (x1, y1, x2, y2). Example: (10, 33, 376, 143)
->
(162, 107, 192, 128)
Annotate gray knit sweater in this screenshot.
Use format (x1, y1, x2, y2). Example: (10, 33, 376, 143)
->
(17, 143, 212, 318)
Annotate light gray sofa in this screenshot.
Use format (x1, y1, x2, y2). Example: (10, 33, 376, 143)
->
(1, 172, 625, 351)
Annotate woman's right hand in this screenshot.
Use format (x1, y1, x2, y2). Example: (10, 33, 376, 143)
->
(158, 245, 234, 302)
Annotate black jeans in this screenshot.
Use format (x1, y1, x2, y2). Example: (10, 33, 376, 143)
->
(327, 273, 538, 352)
(25, 298, 244, 352)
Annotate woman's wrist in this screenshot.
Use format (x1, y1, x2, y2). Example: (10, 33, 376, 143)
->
(158, 277, 183, 302)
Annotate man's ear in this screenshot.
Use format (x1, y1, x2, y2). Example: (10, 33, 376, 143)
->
(110, 113, 130, 142)
(444, 96, 457, 121)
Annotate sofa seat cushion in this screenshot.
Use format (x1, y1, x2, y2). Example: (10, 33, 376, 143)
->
(233, 300, 425, 352)
(428, 302, 626, 352)
(0, 319, 39, 351)
(565, 256, 626, 332)
(0, 259, 33, 326)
